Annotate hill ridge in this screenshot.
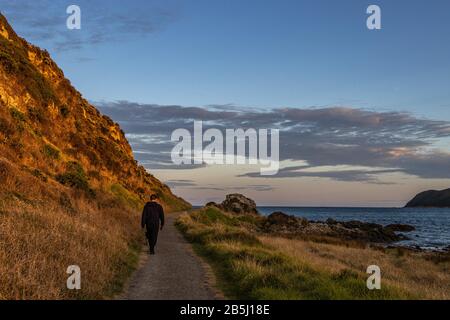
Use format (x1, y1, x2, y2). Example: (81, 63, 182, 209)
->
(0, 13, 189, 299)
(0, 13, 188, 209)
(406, 188, 450, 208)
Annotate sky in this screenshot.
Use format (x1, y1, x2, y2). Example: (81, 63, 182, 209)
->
(2, 0, 450, 206)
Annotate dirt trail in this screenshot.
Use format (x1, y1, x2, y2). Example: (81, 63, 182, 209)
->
(119, 211, 222, 300)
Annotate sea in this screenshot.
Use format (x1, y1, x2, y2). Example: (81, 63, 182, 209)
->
(257, 207, 450, 250)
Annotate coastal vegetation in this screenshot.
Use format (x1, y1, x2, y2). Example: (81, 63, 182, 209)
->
(176, 204, 450, 300)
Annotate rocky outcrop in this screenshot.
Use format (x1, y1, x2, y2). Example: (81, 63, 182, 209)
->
(324, 220, 409, 243)
(385, 224, 416, 232)
(207, 194, 259, 215)
(204, 196, 416, 243)
(406, 188, 450, 207)
(222, 194, 258, 214)
(262, 213, 410, 243)
(262, 212, 309, 233)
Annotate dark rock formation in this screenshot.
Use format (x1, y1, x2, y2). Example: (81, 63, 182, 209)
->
(204, 195, 417, 244)
(262, 212, 308, 233)
(326, 218, 338, 225)
(406, 188, 450, 207)
(261, 212, 413, 243)
(331, 220, 406, 243)
(219, 194, 259, 215)
(385, 224, 416, 232)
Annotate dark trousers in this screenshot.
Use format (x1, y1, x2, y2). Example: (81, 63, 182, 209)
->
(146, 224, 159, 252)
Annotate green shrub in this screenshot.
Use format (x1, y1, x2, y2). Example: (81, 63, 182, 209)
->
(0, 37, 56, 104)
(59, 105, 70, 118)
(0, 51, 18, 73)
(192, 207, 235, 226)
(9, 107, 26, 122)
(110, 183, 142, 209)
(42, 144, 60, 159)
(56, 161, 94, 196)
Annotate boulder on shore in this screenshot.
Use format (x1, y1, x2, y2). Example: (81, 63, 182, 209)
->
(262, 212, 309, 233)
(206, 194, 259, 215)
(221, 194, 259, 215)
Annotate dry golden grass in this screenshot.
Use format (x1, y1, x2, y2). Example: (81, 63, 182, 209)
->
(0, 158, 146, 300)
(177, 209, 409, 299)
(0, 15, 190, 299)
(259, 236, 450, 300)
(177, 208, 449, 300)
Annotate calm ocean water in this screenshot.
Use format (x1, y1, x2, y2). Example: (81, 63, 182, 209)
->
(258, 207, 450, 250)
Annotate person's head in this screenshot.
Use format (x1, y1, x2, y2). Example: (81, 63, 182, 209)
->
(150, 194, 158, 202)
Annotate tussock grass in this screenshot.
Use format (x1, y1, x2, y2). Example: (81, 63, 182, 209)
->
(261, 237, 450, 300)
(0, 158, 143, 300)
(177, 208, 449, 300)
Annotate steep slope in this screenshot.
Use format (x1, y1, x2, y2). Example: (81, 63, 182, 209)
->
(0, 14, 188, 210)
(0, 14, 190, 299)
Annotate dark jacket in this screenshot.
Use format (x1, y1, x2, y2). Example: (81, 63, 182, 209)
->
(141, 201, 165, 229)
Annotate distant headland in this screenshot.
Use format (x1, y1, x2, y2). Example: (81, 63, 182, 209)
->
(406, 188, 450, 208)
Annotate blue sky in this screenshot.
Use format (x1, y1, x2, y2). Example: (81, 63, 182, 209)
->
(4, 0, 450, 118)
(2, 0, 450, 206)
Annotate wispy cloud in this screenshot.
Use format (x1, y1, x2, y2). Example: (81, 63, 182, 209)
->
(97, 101, 450, 183)
(240, 167, 400, 184)
(1, 0, 178, 52)
(165, 180, 275, 192)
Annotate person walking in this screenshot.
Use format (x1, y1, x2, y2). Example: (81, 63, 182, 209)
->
(141, 194, 165, 255)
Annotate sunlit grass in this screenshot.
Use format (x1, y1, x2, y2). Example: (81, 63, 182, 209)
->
(177, 208, 449, 300)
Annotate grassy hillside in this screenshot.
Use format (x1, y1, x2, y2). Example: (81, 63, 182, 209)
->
(176, 207, 450, 300)
(0, 13, 190, 299)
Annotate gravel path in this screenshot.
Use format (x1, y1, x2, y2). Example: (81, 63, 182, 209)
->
(119, 211, 222, 300)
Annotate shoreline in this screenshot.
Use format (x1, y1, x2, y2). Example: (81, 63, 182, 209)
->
(177, 205, 450, 299)
(256, 206, 450, 251)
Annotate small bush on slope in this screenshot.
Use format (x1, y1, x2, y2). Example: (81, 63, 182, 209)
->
(56, 161, 94, 197)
